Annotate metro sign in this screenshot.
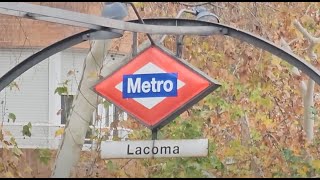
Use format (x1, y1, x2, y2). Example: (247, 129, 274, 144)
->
(93, 45, 220, 130)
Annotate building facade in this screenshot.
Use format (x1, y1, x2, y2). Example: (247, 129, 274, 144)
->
(0, 2, 134, 149)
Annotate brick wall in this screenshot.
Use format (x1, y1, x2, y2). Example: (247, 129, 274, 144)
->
(0, 2, 134, 53)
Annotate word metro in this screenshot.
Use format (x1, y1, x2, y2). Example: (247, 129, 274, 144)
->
(123, 73, 178, 98)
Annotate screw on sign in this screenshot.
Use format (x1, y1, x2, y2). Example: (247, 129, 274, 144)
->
(93, 44, 220, 130)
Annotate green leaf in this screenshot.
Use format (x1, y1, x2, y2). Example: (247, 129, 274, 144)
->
(10, 137, 17, 146)
(27, 122, 32, 128)
(103, 101, 111, 109)
(36, 148, 52, 165)
(105, 160, 120, 172)
(12, 146, 23, 157)
(22, 122, 32, 137)
(8, 113, 16, 123)
(210, 156, 224, 170)
(54, 86, 68, 95)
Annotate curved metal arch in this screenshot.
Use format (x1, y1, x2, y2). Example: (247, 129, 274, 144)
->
(133, 18, 320, 86)
(1, 18, 320, 92)
(0, 30, 92, 91)
(0, 28, 125, 91)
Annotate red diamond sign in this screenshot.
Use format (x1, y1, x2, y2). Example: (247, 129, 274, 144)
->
(93, 45, 220, 130)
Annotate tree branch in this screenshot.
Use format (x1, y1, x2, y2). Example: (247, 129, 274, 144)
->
(293, 20, 320, 61)
(293, 20, 320, 45)
(293, 19, 319, 142)
(178, 2, 224, 9)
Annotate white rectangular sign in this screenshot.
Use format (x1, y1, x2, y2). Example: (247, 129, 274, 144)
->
(101, 139, 208, 159)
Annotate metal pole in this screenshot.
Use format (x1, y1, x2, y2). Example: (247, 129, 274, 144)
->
(132, 32, 138, 56)
(159, 9, 196, 43)
(129, 2, 155, 45)
(151, 128, 158, 159)
(152, 128, 158, 140)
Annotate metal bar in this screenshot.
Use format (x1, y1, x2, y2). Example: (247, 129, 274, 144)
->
(132, 32, 138, 56)
(0, 6, 101, 30)
(134, 18, 320, 87)
(151, 128, 158, 159)
(0, 2, 222, 35)
(1, 18, 320, 100)
(152, 129, 158, 140)
(0, 30, 97, 92)
(176, 35, 184, 58)
(129, 2, 155, 45)
(160, 9, 196, 43)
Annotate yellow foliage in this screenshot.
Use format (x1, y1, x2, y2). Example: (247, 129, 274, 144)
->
(87, 71, 99, 79)
(271, 55, 282, 69)
(4, 172, 14, 178)
(297, 165, 308, 177)
(300, 14, 314, 26)
(311, 160, 320, 170)
(55, 128, 65, 137)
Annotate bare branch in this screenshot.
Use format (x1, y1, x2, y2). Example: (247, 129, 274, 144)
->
(293, 19, 319, 143)
(280, 38, 293, 52)
(178, 2, 209, 6)
(300, 81, 307, 98)
(294, 20, 320, 61)
(178, 2, 223, 9)
(288, 38, 299, 45)
(304, 3, 313, 16)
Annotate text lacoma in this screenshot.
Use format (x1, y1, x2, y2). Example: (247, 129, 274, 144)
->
(127, 144, 180, 155)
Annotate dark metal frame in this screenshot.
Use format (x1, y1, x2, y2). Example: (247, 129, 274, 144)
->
(92, 43, 221, 130)
(0, 29, 94, 91)
(1, 18, 320, 93)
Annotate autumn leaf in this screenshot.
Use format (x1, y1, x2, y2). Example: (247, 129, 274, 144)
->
(67, 70, 75, 76)
(0, 163, 4, 172)
(23, 166, 33, 174)
(12, 146, 23, 157)
(4, 172, 14, 178)
(55, 128, 65, 137)
(311, 160, 320, 170)
(271, 55, 282, 69)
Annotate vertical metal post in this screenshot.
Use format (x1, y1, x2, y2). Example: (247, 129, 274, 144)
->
(151, 128, 158, 159)
(132, 32, 138, 56)
(151, 128, 158, 140)
(176, 35, 184, 58)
